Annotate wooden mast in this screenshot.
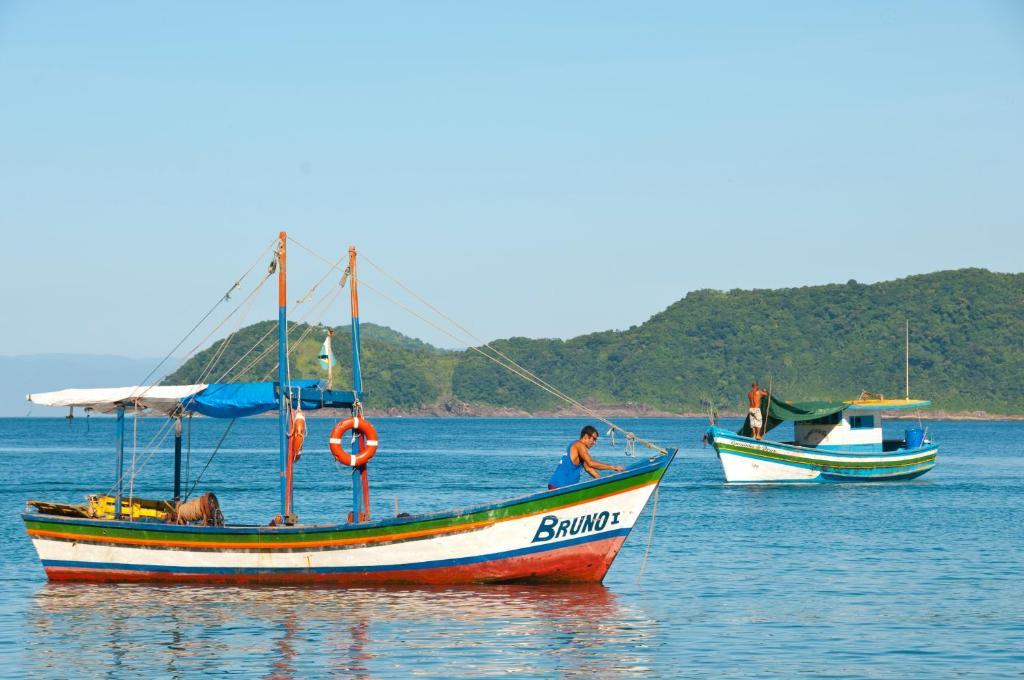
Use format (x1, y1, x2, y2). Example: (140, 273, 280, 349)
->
(276, 232, 290, 522)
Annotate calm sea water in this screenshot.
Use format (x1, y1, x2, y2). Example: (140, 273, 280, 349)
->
(1, 416, 1021, 678)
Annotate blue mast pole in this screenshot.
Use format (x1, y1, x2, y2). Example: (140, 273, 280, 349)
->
(114, 405, 125, 518)
(348, 246, 367, 522)
(277, 232, 289, 522)
(173, 415, 182, 502)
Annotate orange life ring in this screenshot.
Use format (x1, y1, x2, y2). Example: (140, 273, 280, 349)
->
(289, 409, 307, 462)
(329, 416, 379, 467)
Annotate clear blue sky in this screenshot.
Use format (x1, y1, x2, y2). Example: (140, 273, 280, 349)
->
(1, 1, 1022, 356)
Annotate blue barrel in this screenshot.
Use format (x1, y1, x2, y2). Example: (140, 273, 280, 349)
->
(905, 428, 924, 449)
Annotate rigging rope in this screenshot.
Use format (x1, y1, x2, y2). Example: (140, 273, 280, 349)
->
(102, 412, 177, 501)
(103, 237, 334, 502)
(240, 283, 343, 382)
(358, 254, 667, 455)
(179, 267, 275, 381)
(124, 242, 346, 497)
(358, 275, 669, 456)
(116, 250, 276, 495)
(184, 418, 238, 500)
(133, 237, 278, 391)
(287, 239, 667, 454)
(119, 267, 272, 495)
(105, 242, 279, 495)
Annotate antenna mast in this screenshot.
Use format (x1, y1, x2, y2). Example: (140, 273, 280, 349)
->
(905, 319, 910, 400)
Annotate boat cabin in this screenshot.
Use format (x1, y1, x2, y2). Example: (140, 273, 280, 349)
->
(792, 399, 930, 452)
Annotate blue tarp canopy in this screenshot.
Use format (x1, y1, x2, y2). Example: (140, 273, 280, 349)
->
(181, 380, 358, 418)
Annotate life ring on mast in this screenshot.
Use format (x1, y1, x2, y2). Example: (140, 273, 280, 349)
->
(329, 416, 379, 467)
(289, 409, 307, 462)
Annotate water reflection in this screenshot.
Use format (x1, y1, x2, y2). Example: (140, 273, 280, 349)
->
(27, 583, 659, 677)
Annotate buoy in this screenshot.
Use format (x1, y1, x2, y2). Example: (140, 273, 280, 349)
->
(289, 409, 307, 462)
(328, 416, 379, 467)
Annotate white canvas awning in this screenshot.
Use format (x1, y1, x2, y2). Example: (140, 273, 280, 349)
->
(27, 385, 208, 415)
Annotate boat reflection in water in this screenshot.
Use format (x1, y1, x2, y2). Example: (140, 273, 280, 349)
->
(27, 583, 659, 677)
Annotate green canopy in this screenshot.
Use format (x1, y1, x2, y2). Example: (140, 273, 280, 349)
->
(738, 396, 847, 437)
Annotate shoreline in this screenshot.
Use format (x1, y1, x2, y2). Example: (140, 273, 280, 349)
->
(12, 404, 1024, 421)
(363, 405, 1024, 421)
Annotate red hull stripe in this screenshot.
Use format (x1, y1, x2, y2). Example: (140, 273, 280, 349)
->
(42, 533, 629, 585)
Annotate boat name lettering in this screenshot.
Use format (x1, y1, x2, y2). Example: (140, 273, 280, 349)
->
(726, 438, 775, 453)
(531, 511, 620, 543)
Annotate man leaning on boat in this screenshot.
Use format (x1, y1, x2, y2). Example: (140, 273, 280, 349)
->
(548, 426, 625, 490)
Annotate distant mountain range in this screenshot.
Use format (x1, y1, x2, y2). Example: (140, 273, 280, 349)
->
(158, 268, 1024, 416)
(1, 354, 180, 417)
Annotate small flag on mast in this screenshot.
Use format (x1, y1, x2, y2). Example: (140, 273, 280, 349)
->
(318, 331, 334, 389)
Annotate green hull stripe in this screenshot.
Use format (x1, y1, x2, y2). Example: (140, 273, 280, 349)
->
(25, 466, 665, 545)
(717, 442, 936, 470)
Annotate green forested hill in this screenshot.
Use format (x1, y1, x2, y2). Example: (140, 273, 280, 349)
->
(164, 322, 458, 410)
(167, 269, 1024, 414)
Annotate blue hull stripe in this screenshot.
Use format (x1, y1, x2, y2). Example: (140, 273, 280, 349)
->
(41, 527, 631, 575)
(818, 467, 933, 482)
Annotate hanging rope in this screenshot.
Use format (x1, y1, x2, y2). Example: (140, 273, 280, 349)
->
(128, 401, 139, 517)
(102, 408, 177, 501)
(185, 414, 192, 491)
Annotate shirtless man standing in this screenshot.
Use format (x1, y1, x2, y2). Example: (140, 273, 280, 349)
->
(747, 382, 769, 440)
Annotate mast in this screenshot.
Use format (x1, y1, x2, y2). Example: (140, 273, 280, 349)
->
(905, 319, 910, 400)
(349, 246, 370, 522)
(277, 232, 289, 521)
(349, 246, 363, 397)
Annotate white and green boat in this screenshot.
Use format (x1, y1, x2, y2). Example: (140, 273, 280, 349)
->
(705, 397, 937, 483)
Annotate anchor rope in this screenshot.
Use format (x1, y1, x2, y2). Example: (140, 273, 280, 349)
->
(636, 485, 660, 583)
(128, 401, 139, 515)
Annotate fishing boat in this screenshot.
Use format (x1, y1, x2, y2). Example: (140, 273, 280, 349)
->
(704, 396, 938, 483)
(22, 233, 677, 584)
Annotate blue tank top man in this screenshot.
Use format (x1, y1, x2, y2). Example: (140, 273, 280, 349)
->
(547, 425, 626, 490)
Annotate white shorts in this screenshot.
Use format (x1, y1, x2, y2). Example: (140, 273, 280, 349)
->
(748, 407, 763, 429)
